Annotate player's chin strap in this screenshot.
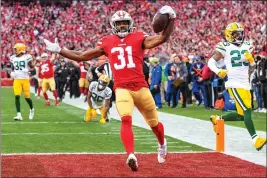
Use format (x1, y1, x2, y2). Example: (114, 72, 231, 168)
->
(208, 57, 221, 74)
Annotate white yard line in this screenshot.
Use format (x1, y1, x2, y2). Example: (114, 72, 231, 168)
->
(140, 142, 180, 145)
(2, 121, 84, 124)
(151, 145, 191, 148)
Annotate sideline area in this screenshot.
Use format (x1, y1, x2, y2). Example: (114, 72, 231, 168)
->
(32, 88, 266, 166)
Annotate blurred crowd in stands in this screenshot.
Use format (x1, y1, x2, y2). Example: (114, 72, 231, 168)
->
(1, 0, 266, 112)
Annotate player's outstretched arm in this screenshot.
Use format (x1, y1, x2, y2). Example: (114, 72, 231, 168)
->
(143, 6, 175, 49)
(44, 39, 105, 62)
(208, 51, 228, 78)
(60, 47, 105, 62)
(143, 19, 174, 49)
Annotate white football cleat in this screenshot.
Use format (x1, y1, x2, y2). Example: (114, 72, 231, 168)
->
(157, 138, 167, 163)
(14, 115, 23, 121)
(126, 153, 138, 172)
(29, 108, 34, 120)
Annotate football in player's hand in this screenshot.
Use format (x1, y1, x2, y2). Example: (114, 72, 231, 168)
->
(152, 12, 169, 33)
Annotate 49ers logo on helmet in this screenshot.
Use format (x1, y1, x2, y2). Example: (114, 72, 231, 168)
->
(117, 11, 126, 18)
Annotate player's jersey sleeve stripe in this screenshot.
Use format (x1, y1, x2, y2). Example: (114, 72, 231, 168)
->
(216, 47, 226, 52)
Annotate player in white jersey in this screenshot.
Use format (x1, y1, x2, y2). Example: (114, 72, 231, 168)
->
(84, 75, 112, 124)
(208, 22, 266, 151)
(10, 43, 35, 121)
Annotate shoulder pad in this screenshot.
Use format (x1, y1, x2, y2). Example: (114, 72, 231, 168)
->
(10, 55, 16, 61)
(215, 42, 227, 52)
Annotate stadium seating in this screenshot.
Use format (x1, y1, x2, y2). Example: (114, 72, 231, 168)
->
(1, 1, 266, 64)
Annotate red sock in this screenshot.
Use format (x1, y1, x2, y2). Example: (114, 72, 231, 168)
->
(37, 87, 41, 96)
(121, 116, 134, 154)
(43, 92, 49, 101)
(83, 88, 88, 95)
(80, 87, 84, 95)
(151, 122, 165, 145)
(53, 90, 58, 101)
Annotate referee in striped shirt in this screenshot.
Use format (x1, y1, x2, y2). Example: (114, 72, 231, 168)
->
(95, 61, 115, 105)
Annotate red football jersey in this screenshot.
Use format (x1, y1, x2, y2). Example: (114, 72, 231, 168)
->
(39, 59, 54, 79)
(97, 32, 148, 90)
(79, 62, 87, 79)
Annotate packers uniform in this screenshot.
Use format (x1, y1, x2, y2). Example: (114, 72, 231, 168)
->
(89, 81, 112, 109)
(209, 22, 266, 151)
(10, 53, 33, 98)
(215, 40, 253, 116)
(10, 43, 34, 121)
(85, 80, 112, 123)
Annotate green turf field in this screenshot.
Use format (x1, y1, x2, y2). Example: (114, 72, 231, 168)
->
(1, 88, 208, 154)
(158, 103, 266, 131)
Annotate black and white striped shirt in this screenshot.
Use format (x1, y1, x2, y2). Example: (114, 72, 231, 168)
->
(95, 62, 113, 81)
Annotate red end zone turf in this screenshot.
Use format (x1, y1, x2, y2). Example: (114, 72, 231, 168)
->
(2, 152, 266, 177)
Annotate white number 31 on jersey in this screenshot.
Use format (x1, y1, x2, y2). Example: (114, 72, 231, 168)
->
(111, 46, 136, 70)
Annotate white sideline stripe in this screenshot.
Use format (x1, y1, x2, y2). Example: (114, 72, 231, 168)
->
(2, 132, 121, 136)
(2, 133, 154, 137)
(2, 121, 84, 124)
(2, 151, 215, 156)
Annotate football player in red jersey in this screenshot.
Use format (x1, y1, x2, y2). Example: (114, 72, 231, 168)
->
(35, 57, 43, 99)
(78, 62, 90, 99)
(39, 52, 59, 106)
(44, 6, 176, 171)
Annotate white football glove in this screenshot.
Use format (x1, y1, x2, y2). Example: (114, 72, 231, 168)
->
(43, 38, 61, 53)
(159, 5, 176, 19)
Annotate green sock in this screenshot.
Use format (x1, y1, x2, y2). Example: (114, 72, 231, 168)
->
(221, 112, 244, 121)
(25, 98, 33, 110)
(15, 95, 20, 113)
(243, 109, 257, 138)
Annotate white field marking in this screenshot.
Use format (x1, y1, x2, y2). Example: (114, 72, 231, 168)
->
(110, 129, 145, 131)
(2, 132, 121, 136)
(1, 121, 84, 124)
(2, 133, 156, 137)
(134, 135, 155, 138)
(151, 145, 192, 148)
(2, 150, 215, 156)
(140, 142, 180, 145)
(135, 138, 157, 141)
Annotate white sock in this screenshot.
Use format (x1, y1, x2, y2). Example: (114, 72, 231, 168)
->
(17, 112, 22, 116)
(252, 135, 259, 144)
